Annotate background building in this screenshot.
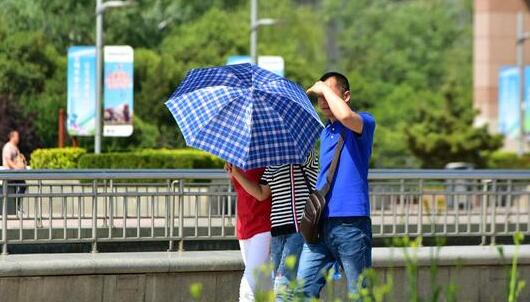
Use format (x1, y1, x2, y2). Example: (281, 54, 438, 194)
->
(474, 0, 530, 151)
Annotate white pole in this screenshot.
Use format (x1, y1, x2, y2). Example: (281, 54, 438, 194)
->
(95, 0, 103, 154)
(250, 0, 258, 64)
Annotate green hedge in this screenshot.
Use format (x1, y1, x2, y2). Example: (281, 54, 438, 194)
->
(487, 151, 530, 169)
(30, 148, 87, 169)
(30, 148, 223, 169)
(77, 149, 224, 169)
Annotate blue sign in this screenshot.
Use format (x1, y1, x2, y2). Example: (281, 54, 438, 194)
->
(498, 66, 530, 138)
(67, 46, 97, 136)
(227, 55, 285, 77)
(226, 55, 252, 66)
(103, 46, 134, 137)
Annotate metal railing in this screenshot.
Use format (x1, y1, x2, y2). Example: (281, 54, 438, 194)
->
(0, 169, 528, 253)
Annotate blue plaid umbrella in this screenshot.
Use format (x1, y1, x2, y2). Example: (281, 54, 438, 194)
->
(165, 63, 323, 169)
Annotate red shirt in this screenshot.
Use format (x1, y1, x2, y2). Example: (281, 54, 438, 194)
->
(232, 168, 272, 240)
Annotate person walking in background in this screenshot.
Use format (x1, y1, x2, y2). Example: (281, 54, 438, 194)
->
(226, 150, 318, 301)
(226, 166, 272, 302)
(2, 130, 27, 215)
(2, 130, 25, 170)
(297, 72, 376, 298)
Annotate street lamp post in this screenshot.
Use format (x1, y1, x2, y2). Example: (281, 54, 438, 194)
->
(249, 0, 277, 65)
(516, 11, 530, 156)
(95, 0, 133, 154)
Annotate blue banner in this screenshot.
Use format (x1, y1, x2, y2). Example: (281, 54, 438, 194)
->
(498, 66, 530, 138)
(67, 46, 97, 136)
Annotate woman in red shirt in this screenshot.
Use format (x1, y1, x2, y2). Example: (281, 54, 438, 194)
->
(227, 165, 272, 302)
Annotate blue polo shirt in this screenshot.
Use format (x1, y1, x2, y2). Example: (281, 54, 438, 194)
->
(316, 112, 376, 218)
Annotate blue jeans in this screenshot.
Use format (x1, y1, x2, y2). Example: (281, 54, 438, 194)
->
(296, 217, 372, 299)
(271, 232, 304, 301)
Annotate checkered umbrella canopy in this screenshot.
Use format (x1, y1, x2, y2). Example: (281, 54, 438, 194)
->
(165, 63, 323, 169)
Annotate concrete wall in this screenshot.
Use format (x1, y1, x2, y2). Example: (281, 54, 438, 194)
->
(0, 246, 529, 301)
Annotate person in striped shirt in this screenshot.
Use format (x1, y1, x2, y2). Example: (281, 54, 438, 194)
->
(226, 150, 318, 301)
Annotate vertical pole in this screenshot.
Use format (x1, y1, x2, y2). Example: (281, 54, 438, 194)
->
(2, 180, 8, 255)
(398, 179, 405, 236)
(103, 179, 108, 227)
(95, 0, 103, 154)
(166, 180, 172, 251)
(517, 11, 526, 156)
(480, 180, 488, 245)
(250, 0, 258, 64)
(58, 108, 65, 148)
(418, 179, 423, 236)
(178, 180, 184, 252)
(491, 180, 497, 245)
(109, 179, 114, 231)
(92, 180, 98, 253)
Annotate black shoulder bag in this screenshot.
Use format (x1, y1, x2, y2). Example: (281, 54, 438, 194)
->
(299, 132, 345, 244)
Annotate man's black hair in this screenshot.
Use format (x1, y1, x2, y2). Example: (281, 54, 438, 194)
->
(320, 72, 350, 93)
(8, 130, 17, 140)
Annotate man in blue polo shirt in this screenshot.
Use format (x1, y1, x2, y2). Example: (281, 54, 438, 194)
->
(297, 72, 376, 298)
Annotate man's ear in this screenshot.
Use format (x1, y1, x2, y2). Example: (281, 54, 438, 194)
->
(343, 90, 351, 103)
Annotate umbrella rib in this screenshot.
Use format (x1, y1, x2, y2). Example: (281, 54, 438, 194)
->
(223, 65, 253, 87)
(241, 101, 254, 166)
(178, 86, 244, 145)
(256, 89, 323, 126)
(254, 85, 321, 124)
(189, 93, 252, 168)
(178, 67, 250, 95)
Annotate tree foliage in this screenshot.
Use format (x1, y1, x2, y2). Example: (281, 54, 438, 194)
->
(0, 94, 43, 158)
(0, 27, 64, 150)
(0, 0, 500, 167)
(405, 87, 503, 168)
(322, 0, 481, 167)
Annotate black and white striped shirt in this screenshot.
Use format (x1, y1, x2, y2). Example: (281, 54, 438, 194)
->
(260, 151, 318, 236)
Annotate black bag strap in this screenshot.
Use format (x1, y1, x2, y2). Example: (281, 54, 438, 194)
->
(319, 130, 345, 197)
(300, 130, 345, 197)
(299, 164, 313, 193)
(299, 150, 315, 192)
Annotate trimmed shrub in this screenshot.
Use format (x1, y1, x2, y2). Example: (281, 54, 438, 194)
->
(30, 148, 87, 169)
(487, 151, 530, 169)
(135, 149, 224, 168)
(77, 149, 223, 169)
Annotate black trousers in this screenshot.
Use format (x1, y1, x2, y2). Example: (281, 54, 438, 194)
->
(1, 180, 26, 215)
